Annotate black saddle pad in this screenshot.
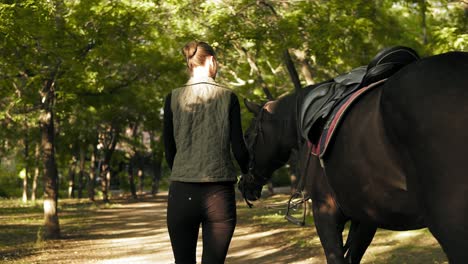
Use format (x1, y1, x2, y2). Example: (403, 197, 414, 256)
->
(310, 79, 386, 157)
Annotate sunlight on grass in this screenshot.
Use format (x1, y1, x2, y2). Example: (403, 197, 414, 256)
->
(239, 229, 286, 240)
(0, 198, 43, 208)
(0, 197, 102, 263)
(393, 229, 427, 239)
(230, 245, 286, 259)
(252, 213, 285, 223)
(294, 235, 322, 248)
(361, 228, 447, 264)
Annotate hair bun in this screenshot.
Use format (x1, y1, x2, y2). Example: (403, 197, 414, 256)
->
(182, 41, 217, 77)
(183, 41, 198, 60)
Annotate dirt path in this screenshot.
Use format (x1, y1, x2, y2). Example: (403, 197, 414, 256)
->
(16, 192, 447, 264)
(16, 193, 314, 264)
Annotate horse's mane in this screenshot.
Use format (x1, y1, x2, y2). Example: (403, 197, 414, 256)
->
(272, 81, 327, 120)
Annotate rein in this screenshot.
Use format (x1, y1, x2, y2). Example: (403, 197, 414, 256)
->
(282, 87, 312, 226)
(246, 102, 272, 185)
(241, 102, 277, 208)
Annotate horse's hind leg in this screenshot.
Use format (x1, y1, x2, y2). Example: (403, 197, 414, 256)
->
(312, 195, 348, 264)
(409, 146, 468, 262)
(412, 157, 468, 262)
(423, 194, 468, 263)
(344, 222, 377, 264)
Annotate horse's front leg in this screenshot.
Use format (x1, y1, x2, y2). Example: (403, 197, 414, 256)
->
(306, 155, 348, 263)
(312, 194, 348, 264)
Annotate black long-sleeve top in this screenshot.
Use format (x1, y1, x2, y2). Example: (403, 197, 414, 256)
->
(163, 92, 250, 174)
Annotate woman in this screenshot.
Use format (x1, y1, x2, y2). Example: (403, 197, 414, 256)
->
(163, 41, 249, 264)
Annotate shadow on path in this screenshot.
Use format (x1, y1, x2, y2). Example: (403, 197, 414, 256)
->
(14, 193, 447, 264)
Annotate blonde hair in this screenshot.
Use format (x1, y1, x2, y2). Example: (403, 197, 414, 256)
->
(183, 41, 218, 78)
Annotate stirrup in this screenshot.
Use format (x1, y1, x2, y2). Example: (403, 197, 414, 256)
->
(285, 191, 308, 226)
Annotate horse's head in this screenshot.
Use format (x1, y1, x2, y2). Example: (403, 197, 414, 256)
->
(239, 94, 298, 201)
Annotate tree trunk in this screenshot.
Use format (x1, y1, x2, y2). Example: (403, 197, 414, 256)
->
(100, 128, 119, 202)
(420, 0, 428, 45)
(22, 171, 29, 202)
(40, 79, 60, 239)
(31, 144, 40, 202)
(67, 155, 77, 199)
(105, 170, 111, 199)
(77, 145, 86, 199)
(22, 136, 29, 203)
(234, 43, 274, 98)
(138, 168, 144, 195)
(151, 158, 161, 196)
(100, 163, 110, 202)
(128, 159, 138, 199)
(292, 49, 315, 85)
(150, 132, 162, 196)
(129, 123, 139, 199)
(88, 144, 97, 201)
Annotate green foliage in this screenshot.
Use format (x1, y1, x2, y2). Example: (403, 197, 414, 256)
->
(0, 155, 24, 198)
(0, 0, 466, 198)
(271, 166, 292, 187)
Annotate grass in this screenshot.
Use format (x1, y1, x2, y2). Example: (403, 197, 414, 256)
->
(0, 197, 118, 262)
(235, 193, 447, 263)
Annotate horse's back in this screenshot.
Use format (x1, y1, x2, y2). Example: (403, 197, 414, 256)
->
(381, 51, 468, 262)
(383, 51, 468, 106)
(382, 51, 468, 182)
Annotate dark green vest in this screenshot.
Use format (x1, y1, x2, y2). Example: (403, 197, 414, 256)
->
(170, 77, 237, 182)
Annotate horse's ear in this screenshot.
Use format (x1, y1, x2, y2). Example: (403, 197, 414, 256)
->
(244, 98, 261, 115)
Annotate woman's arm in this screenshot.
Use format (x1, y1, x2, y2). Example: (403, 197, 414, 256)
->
(163, 93, 176, 170)
(229, 93, 250, 174)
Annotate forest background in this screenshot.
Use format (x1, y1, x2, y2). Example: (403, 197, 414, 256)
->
(0, 0, 466, 239)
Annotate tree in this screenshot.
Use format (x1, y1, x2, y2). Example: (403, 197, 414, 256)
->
(1, 0, 67, 239)
(0, 0, 465, 240)
(0, 0, 181, 237)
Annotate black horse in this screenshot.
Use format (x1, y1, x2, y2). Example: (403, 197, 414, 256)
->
(239, 51, 468, 263)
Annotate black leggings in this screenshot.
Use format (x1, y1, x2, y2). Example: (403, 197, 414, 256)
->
(167, 181, 237, 264)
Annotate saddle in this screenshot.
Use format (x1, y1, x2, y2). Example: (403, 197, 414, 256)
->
(300, 46, 420, 145)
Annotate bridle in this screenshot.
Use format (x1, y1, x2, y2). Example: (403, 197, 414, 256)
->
(240, 104, 269, 207)
(247, 106, 266, 179)
(244, 93, 311, 226)
(246, 101, 279, 185)
(241, 101, 290, 207)
(238, 85, 317, 227)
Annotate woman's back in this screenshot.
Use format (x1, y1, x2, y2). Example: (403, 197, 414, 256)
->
(170, 77, 237, 182)
(164, 41, 248, 264)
